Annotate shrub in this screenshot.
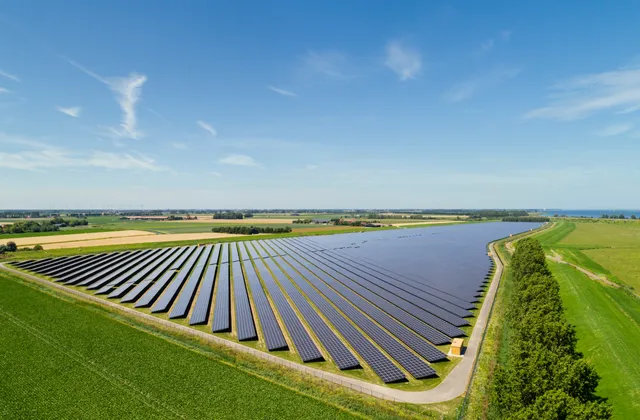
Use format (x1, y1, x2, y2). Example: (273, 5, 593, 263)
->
(6, 241, 17, 252)
(33, 244, 43, 251)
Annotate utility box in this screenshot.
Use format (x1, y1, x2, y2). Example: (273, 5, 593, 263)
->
(450, 338, 464, 356)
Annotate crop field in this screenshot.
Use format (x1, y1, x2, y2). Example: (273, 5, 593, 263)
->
(8, 222, 537, 389)
(534, 220, 640, 419)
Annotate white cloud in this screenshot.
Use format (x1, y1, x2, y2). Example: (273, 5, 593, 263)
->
(108, 73, 147, 139)
(267, 85, 297, 97)
(445, 67, 520, 102)
(218, 154, 260, 167)
(595, 123, 633, 137)
(65, 58, 146, 139)
(171, 142, 187, 150)
(0, 70, 20, 82)
(305, 164, 319, 170)
(385, 41, 422, 81)
(0, 87, 11, 94)
(197, 120, 217, 137)
(0, 133, 165, 171)
(56, 106, 82, 118)
(526, 66, 640, 120)
(478, 39, 495, 55)
(302, 50, 350, 79)
(209, 171, 222, 177)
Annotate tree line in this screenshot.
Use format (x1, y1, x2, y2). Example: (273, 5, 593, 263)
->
(211, 226, 292, 235)
(212, 212, 253, 220)
(0, 217, 88, 235)
(491, 238, 611, 419)
(502, 216, 550, 222)
(600, 214, 637, 220)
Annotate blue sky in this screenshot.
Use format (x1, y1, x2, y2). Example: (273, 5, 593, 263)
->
(1, 0, 640, 209)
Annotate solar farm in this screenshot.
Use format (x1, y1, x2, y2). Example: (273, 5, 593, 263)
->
(9, 222, 538, 385)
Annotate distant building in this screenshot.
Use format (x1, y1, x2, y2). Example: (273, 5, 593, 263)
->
(312, 218, 329, 224)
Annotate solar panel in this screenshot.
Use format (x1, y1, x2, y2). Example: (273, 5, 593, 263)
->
(151, 246, 205, 313)
(211, 249, 231, 332)
(265, 243, 404, 383)
(86, 249, 163, 290)
(249, 242, 322, 362)
(274, 240, 448, 360)
(107, 247, 181, 298)
(284, 238, 469, 329)
(232, 245, 257, 341)
(189, 244, 221, 325)
(259, 247, 359, 369)
(118, 247, 188, 302)
(94, 247, 173, 295)
(135, 246, 197, 308)
(220, 243, 230, 264)
(63, 251, 137, 285)
(55, 252, 130, 284)
(169, 245, 214, 319)
(241, 244, 285, 349)
(299, 237, 475, 313)
(40, 253, 107, 277)
(271, 240, 436, 379)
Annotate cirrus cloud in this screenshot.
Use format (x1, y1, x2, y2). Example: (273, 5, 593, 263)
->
(218, 154, 260, 167)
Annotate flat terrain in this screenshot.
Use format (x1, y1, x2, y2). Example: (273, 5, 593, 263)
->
(38, 232, 238, 250)
(535, 220, 640, 419)
(11, 230, 155, 246)
(0, 274, 356, 420)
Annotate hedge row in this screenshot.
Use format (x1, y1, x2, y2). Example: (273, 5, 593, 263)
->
(491, 238, 611, 419)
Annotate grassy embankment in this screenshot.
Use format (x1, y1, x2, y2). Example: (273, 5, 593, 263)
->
(0, 272, 458, 419)
(536, 220, 640, 419)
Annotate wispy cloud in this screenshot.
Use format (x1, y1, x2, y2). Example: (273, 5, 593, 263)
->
(56, 106, 81, 118)
(0, 87, 10, 94)
(595, 123, 633, 137)
(197, 120, 217, 137)
(0, 133, 165, 171)
(108, 73, 147, 139)
(476, 30, 512, 56)
(65, 58, 146, 139)
(218, 154, 260, 167)
(171, 142, 187, 150)
(209, 171, 222, 177)
(526, 66, 640, 120)
(302, 50, 351, 79)
(385, 41, 422, 81)
(0, 70, 20, 82)
(305, 164, 319, 170)
(445, 67, 520, 102)
(267, 85, 297, 97)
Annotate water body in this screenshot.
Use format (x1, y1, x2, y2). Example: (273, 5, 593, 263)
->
(541, 209, 640, 218)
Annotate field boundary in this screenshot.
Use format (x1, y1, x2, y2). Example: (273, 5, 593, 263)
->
(1, 245, 507, 404)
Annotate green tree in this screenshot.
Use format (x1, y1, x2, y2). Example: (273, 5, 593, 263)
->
(6, 241, 17, 252)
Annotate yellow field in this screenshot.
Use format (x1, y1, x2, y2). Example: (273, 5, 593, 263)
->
(37, 232, 239, 250)
(11, 230, 155, 246)
(391, 220, 465, 227)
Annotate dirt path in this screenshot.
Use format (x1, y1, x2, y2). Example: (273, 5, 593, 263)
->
(546, 251, 621, 289)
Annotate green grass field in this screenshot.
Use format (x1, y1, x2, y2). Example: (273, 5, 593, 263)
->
(0, 273, 458, 419)
(534, 220, 640, 419)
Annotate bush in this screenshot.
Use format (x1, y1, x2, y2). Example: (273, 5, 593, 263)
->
(33, 244, 43, 251)
(6, 241, 17, 252)
(211, 226, 292, 235)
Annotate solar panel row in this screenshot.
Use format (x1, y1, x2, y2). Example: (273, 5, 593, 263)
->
(242, 244, 287, 350)
(232, 245, 257, 341)
(151, 246, 204, 313)
(190, 244, 221, 325)
(212, 244, 231, 332)
(250, 242, 323, 362)
(169, 245, 214, 318)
